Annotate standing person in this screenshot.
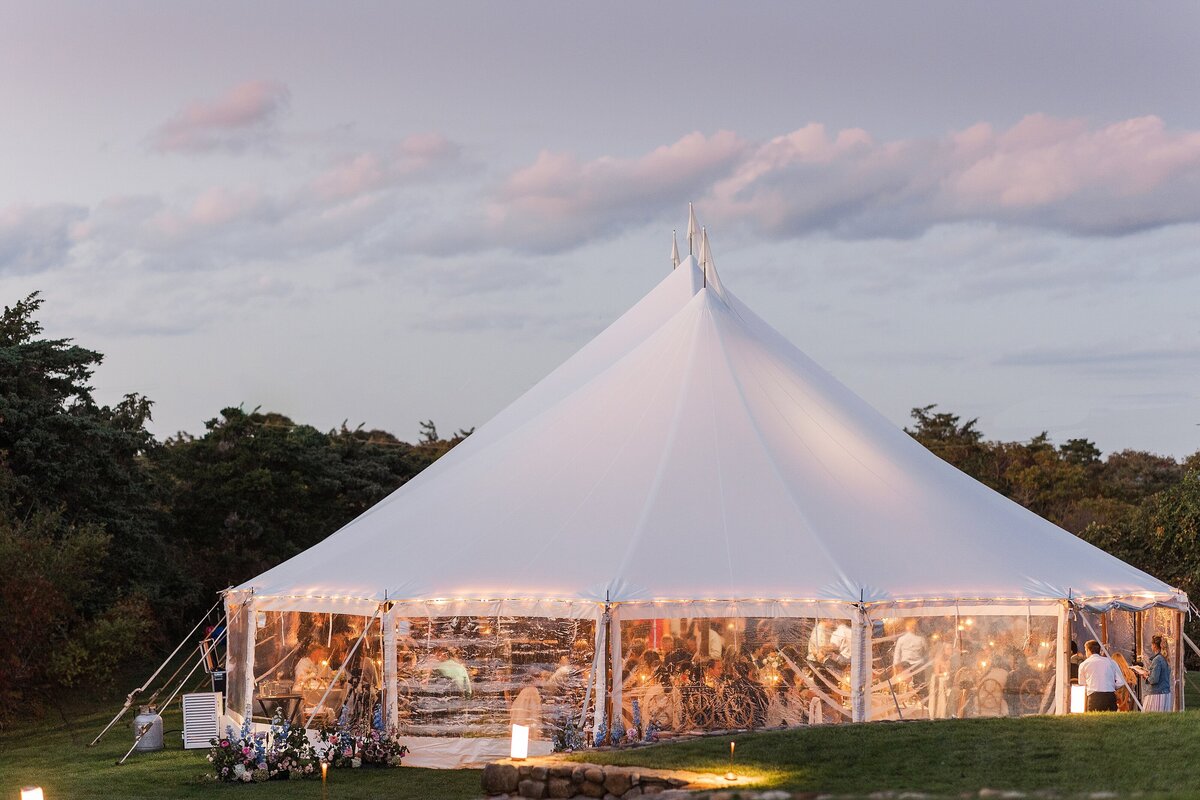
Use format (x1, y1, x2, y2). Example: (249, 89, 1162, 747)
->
(1077, 640, 1121, 712)
(1142, 635, 1174, 712)
(892, 619, 929, 697)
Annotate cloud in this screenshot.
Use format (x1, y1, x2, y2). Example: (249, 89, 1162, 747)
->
(0, 203, 88, 275)
(307, 133, 463, 201)
(477, 115, 1200, 251)
(996, 338, 1200, 375)
(487, 130, 747, 252)
(150, 80, 291, 154)
(708, 114, 1200, 239)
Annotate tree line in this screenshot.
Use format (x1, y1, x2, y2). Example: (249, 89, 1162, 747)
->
(2, 292, 1198, 710)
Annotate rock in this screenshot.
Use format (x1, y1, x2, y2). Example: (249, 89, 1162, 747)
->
(531, 766, 549, 781)
(483, 763, 521, 795)
(519, 765, 533, 778)
(585, 767, 606, 784)
(547, 776, 573, 798)
(666, 778, 688, 788)
(641, 788, 663, 797)
(605, 770, 633, 796)
(550, 765, 574, 778)
(621, 787, 643, 799)
(518, 778, 546, 798)
(581, 780, 607, 798)
(572, 766, 588, 783)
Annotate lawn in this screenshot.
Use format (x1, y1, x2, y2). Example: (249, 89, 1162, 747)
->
(4, 677, 1200, 799)
(0, 701, 479, 800)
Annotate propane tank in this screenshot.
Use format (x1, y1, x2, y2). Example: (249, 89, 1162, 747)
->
(133, 705, 164, 752)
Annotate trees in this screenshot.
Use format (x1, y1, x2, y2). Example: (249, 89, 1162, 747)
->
(0, 294, 156, 703)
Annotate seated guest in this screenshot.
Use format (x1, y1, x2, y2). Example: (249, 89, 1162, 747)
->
(1069, 640, 1083, 682)
(808, 619, 833, 663)
(1078, 640, 1121, 712)
(292, 644, 331, 691)
(430, 647, 474, 697)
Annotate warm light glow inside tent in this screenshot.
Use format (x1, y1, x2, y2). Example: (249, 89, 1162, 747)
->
(223, 215, 1187, 767)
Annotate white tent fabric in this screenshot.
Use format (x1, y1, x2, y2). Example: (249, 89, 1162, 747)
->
(236, 255, 1185, 616)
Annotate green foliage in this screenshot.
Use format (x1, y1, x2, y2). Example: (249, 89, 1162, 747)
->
(0, 490, 151, 706)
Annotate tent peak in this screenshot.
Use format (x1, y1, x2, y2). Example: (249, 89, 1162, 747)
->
(671, 229, 680, 270)
(686, 202, 699, 256)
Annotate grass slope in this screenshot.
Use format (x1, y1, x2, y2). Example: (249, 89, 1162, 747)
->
(573, 711, 1200, 798)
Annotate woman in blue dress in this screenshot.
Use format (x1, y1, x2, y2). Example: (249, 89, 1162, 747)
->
(1142, 634, 1173, 712)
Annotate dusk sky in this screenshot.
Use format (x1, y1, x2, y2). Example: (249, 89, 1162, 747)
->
(2, 2, 1199, 457)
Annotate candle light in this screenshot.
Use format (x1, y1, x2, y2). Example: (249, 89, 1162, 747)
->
(725, 741, 736, 781)
(511, 724, 530, 760)
(21, 789, 45, 800)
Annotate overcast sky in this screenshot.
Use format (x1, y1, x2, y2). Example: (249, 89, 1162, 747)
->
(2, 2, 1199, 456)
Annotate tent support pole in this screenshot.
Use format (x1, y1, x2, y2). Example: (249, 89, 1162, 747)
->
(382, 602, 398, 729)
(609, 605, 623, 738)
(241, 595, 257, 720)
(1180, 614, 1190, 714)
(850, 605, 870, 723)
(1054, 601, 1069, 714)
(591, 605, 609, 745)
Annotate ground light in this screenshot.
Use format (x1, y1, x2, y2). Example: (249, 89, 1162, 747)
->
(1070, 684, 1087, 713)
(21, 789, 45, 800)
(511, 724, 529, 761)
(321, 762, 328, 800)
(725, 740, 736, 781)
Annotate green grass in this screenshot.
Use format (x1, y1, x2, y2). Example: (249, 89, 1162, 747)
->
(0, 702, 480, 800)
(570, 693, 1200, 798)
(5, 674, 1200, 799)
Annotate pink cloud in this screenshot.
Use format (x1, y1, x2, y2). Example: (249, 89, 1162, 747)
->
(488, 130, 745, 251)
(700, 114, 1200, 239)
(307, 133, 461, 201)
(150, 80, 291, 154)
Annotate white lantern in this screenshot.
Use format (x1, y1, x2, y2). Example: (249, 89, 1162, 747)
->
(1070, 684, 1087, 713)
(510, 724, 529, 760)
(21, 789, 45, 800)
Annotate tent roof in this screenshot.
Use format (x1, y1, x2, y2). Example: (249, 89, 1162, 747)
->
(237, 254, 1185, 615)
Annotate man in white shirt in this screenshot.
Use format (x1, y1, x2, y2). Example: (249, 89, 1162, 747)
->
(892, 619, 929, 696)
(828, 621, 853, 667)
(1077, 639, 1121, 711)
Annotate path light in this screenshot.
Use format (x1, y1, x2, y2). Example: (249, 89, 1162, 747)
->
(1070, 684, 1087, 713)
(511, 724, 529, 760)
(21, 789, 44, 800)
(321, 761, 329, 800)
(725, 741, 736, 781)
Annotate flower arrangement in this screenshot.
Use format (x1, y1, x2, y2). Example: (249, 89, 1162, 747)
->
(206, 709, 408, 783)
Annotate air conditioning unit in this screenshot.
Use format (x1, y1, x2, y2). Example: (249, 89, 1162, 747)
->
(182, 692, 221, 749)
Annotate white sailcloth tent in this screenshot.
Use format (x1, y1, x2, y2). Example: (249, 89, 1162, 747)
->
(224, 224, 1186, 767)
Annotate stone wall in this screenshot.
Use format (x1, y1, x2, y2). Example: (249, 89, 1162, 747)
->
(482, 762, 690, 798)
